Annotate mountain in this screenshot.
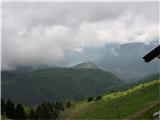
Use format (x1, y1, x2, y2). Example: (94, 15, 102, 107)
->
(12, 41, 158, 82)
(97, 42, 159, 82)
(2, 67, 124, 105)
(73, 61, 98, 69)
(62, 41, 159, 82)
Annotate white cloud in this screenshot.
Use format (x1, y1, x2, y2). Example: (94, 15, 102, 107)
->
(2, 2, 159, 70)
(73, 48, 84, 53)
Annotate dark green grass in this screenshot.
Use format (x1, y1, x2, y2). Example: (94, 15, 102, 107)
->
(139, 103, 160, 119)
(73, 80, 160, 119)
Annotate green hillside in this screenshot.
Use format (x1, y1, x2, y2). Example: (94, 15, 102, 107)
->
(2, 68, 123, 105)
(61, 80, 160, 119)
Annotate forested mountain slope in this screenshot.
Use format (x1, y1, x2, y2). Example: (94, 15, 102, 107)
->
(2, 67, 123, 105)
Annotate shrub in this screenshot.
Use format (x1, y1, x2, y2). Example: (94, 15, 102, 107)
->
(66, 101, 71, 108)
(87, 97, 94, 102)
(55, 101, 64, 111)
(95, 96, 102, 101)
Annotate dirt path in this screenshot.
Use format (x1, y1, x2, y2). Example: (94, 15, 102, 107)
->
(123, 101, 160, 120)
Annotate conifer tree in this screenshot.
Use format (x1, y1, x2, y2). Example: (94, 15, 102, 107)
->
(5, 99, 15, 119)
(15, 104, 26, 119)
(29, 108, 36, 119)
(1, 98, 6, 116)
(36, 102, 58, 119)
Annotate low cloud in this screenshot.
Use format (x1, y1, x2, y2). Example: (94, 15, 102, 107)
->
(2, 2, 159, 70)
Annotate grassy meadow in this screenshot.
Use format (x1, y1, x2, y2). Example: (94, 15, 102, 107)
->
(61, 80, 160, 120)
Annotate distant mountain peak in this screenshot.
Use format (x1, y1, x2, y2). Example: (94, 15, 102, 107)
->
(73, 61, 98, 69)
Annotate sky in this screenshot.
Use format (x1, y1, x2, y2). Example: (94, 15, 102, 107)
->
(2, 2, 159, 70)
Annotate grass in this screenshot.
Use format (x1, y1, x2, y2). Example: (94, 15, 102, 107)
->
(138, 103, 160, 119)
(62, 80, 160, 120)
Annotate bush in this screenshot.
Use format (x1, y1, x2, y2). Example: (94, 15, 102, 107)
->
(95, 96, 102, 101)
(55, 101, 64, 111)
(66, 101, 71, 108)
(87, 97, 94, 102)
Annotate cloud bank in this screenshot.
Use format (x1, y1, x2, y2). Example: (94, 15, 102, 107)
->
(2, 2, 159, 70)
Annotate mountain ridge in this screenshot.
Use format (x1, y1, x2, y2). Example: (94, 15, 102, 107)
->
(2, 66, 124, 105)
(73, 61, 98, 69)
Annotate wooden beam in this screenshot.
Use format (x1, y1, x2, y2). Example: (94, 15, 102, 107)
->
(143, 45, 160, 62)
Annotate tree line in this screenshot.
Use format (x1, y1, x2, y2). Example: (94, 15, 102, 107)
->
(1, 98, 71, 120)
(1, 95, 102, 119)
